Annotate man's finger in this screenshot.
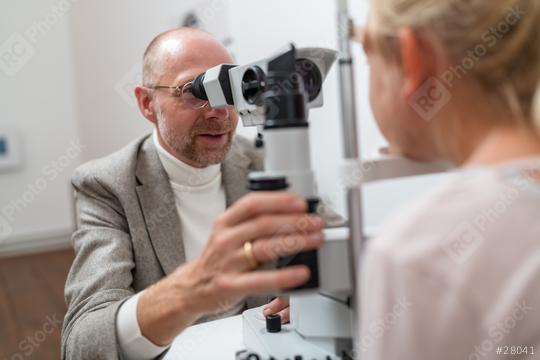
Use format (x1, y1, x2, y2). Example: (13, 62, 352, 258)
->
(218, 192, 307, 227)
(225, 231, 323, 273)
(253, 232, 324, 264)
(263, 297, 289, 316)
(277, 307, 290, 324)
(221, 214, 324, 251)
(228, 266, 310, 294)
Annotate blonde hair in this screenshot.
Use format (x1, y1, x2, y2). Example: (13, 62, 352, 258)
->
(371, 0, 540, 130)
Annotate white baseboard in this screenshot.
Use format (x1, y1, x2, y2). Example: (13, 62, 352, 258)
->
(0, 229, 73, 258)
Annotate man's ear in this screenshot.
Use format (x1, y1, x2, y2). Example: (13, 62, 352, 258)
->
(398, 28, 440, 101)
(134, 86, 158, 124)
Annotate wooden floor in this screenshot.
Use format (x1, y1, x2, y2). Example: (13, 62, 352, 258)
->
(0, 249, 74, 360)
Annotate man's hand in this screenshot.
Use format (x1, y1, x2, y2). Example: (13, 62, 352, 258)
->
(137, 192, 325, 346)
(263, 297, 290, 323)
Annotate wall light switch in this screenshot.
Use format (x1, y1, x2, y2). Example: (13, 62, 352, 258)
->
(0, 129, 22, 172)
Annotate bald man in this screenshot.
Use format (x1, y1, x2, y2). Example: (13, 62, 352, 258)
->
(61, 28, 326, 360)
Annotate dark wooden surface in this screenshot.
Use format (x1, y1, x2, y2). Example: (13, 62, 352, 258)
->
(0, 249, 74, 360)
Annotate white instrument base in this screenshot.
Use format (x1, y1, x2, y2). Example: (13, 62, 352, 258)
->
(242, 306, 343, 360)
(164, 315, 243, 360)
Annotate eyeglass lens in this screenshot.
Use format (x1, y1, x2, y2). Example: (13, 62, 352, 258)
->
(181, 82, 208, 109)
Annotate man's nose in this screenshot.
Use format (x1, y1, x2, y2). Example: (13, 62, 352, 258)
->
(203, 106, 230, 120)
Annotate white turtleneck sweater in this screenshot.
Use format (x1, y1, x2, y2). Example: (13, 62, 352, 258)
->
(152, 131, 226, 261)
(116, 131, 227, 360)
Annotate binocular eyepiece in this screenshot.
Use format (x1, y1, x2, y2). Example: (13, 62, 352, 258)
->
(188, 45, 337, 128)
(191, 73, 208, 101)
(189, 53, 324, 111)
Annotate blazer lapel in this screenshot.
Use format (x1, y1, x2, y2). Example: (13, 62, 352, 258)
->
(135, 137, 186, 275)
(221, 139, 253, 207)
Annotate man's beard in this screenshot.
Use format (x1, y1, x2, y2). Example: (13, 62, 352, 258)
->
(157, 114, 235, 167)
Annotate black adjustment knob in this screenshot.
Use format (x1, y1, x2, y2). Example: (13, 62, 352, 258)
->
(248, 176, 289, 191)
(255, 133, 264, 148)
(306, 198, 320, 214)
(235, 350, 247, 360)
(266, 314, 282, 333)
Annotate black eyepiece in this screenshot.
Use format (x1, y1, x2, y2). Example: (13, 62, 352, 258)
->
(191, 73, 208, 100)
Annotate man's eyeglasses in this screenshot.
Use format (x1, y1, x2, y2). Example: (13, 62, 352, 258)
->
(146, 81, 209, 109)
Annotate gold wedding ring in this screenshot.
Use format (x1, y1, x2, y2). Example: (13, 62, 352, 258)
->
(243, 241, 260, 270)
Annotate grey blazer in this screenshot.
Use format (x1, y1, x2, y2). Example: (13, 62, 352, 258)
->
(61, 134, 267, 360)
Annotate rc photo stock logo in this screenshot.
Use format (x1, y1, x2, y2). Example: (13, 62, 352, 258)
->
(442, 221, 486, 265)
(407, 4, 525, 122)
(0, 33, 36, 77)
(408, 76, 452, 121)
(0, 0, 81, 77)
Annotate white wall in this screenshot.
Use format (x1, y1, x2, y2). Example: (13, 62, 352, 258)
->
(0, 0, 80, 255)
